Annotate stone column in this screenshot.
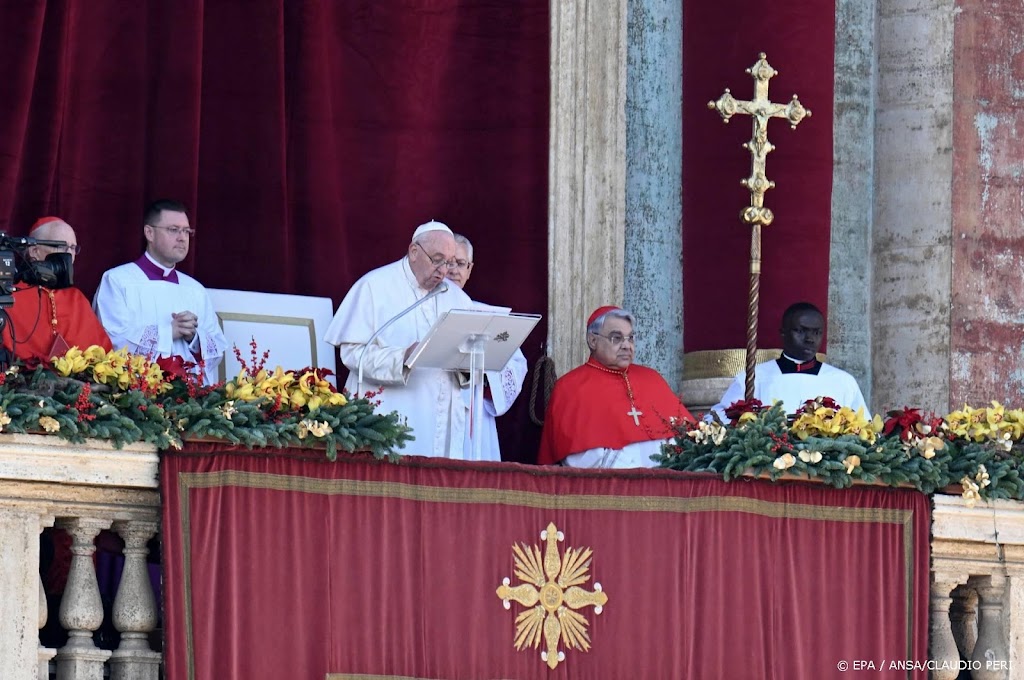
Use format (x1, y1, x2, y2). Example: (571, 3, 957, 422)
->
(972, 574, 1010, 680)
(623, 0, 682, 389)
(38, 517, 57, 680)
(109, 520, 161, 680)
(39, 570, 56, 680)
(0, 509, 47, 680)
(930, 574, 964, 680)
(950, 584, 979, 660)
(827, 0, 876, 407)
(55, 517, 112, 680)
(548, 0, 628, 375)
(871, 0, 955, 413)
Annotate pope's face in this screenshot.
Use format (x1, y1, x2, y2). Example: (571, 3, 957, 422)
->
(408, 232, 456, 290)
(446, 242, 474, 289)
(781, 310, 824, 363)
(144, 210, 191, 268)
(588, 316, 635, 370)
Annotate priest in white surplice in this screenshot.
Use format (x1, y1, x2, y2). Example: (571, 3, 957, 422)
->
(448, 233, 528, 461)
(324, 221, 476, 458)
(710, 302, 869, 421)
(93, 199, 227, 385)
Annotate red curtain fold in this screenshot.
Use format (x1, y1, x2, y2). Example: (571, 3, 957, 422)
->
(0, 0, 548, 461)
(682, 0, 836, 351)
(162, 448, 930, 680)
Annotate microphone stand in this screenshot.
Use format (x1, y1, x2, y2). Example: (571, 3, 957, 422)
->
(356, 282, 448, 397)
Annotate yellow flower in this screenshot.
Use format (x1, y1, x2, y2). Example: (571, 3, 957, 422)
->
(38, 416, 60, 433)
(0, 410, 11, 432)
(772, 453, 796, 470)
(297, 418, 333, 439)
(843, 455, 861, 474)
(961, 476, 981, 507)
(53, 347, 88, 376)
(976, 464, 991, 488)
(917, 436, 945, 459)
(307, 420, 333, 438)
(220, 401, 237, 420)
(798, 450, 822, 464)
(737, 412, 757, 425)
(83, 345, 109, 362)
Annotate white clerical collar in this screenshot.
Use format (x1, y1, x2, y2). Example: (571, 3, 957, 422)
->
(144, 251, 176, 277)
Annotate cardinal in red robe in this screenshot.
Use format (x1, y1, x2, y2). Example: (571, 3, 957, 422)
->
(0, 217, 112, 363)
(537, 305, 694, 467)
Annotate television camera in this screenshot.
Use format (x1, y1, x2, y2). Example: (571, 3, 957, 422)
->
(0, 232, 74, 308)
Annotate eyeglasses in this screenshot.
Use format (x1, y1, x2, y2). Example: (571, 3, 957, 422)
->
(147, 224, 195, 237)
(591, 332, 637, 346)
(453, 259, 472, 270)
(413, 243, 458, 271)
(46, 244, 81, 255)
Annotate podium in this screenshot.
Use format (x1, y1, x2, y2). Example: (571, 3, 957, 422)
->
(407, 309, 540, 460)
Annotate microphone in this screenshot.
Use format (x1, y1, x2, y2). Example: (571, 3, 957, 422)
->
(356, 282, 449, 397)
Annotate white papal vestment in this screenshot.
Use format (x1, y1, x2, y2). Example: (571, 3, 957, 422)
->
(324, 258, 475, 458)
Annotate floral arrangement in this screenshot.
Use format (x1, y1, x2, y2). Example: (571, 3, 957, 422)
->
(0, 342, 412, 461)
(655, 398, 1024, 505)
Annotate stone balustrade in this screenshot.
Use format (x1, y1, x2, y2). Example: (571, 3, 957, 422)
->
(2, 434, 1024, 679)
(0, 434, 160, 680)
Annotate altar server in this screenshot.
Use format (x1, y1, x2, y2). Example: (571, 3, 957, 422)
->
(710, 302, 869, 421)
(93, 199, 226, 385)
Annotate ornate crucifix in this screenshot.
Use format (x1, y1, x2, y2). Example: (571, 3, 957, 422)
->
(708, 53, 811, 400)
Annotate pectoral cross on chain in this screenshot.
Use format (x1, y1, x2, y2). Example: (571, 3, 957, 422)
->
(626, 406, 643, 426)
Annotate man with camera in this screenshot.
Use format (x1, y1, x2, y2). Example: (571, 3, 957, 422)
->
(93, 199, 226, 385)
(0, 217, 111, 364)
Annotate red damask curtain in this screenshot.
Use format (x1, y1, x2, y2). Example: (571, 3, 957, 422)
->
(162, 447, 930, 680)
(682, 0, 836, 351)
(0, 0, 549, 460)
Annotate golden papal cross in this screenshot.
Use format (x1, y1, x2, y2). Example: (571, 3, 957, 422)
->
(708, 53, 811, 400)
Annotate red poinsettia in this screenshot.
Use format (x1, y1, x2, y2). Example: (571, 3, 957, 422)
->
(882, 407, 945, 442)
(724, 398, 766, 424)
(799, 396, 840, 414)
(156, 355, 191, 381)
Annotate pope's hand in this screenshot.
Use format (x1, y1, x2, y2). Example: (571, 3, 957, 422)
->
(172, 311, 198, 342)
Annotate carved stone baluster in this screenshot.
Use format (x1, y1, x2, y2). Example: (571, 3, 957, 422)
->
(971, 574, 1009, 680)
(39, 574, 56, 680)
(39, 516, 56, 680)
(930, 575, 964, 680)
(55, 517, 112, 680)
(949, 585, 978, 661)
(109, 520, 161, 680)
(0, 508, 50, 680)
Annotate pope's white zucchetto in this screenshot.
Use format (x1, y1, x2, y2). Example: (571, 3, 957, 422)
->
(412, 220, 453, 239)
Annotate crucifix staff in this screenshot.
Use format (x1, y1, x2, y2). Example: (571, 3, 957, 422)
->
(708, 53, 811, 400)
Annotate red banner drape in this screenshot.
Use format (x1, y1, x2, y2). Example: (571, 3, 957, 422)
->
(162, 447, 929, 679)
(0, 1, 549, 461)
(682, 0, 836, 351)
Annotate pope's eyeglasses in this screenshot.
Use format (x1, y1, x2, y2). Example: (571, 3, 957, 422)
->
(413, 242, 459, 271)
